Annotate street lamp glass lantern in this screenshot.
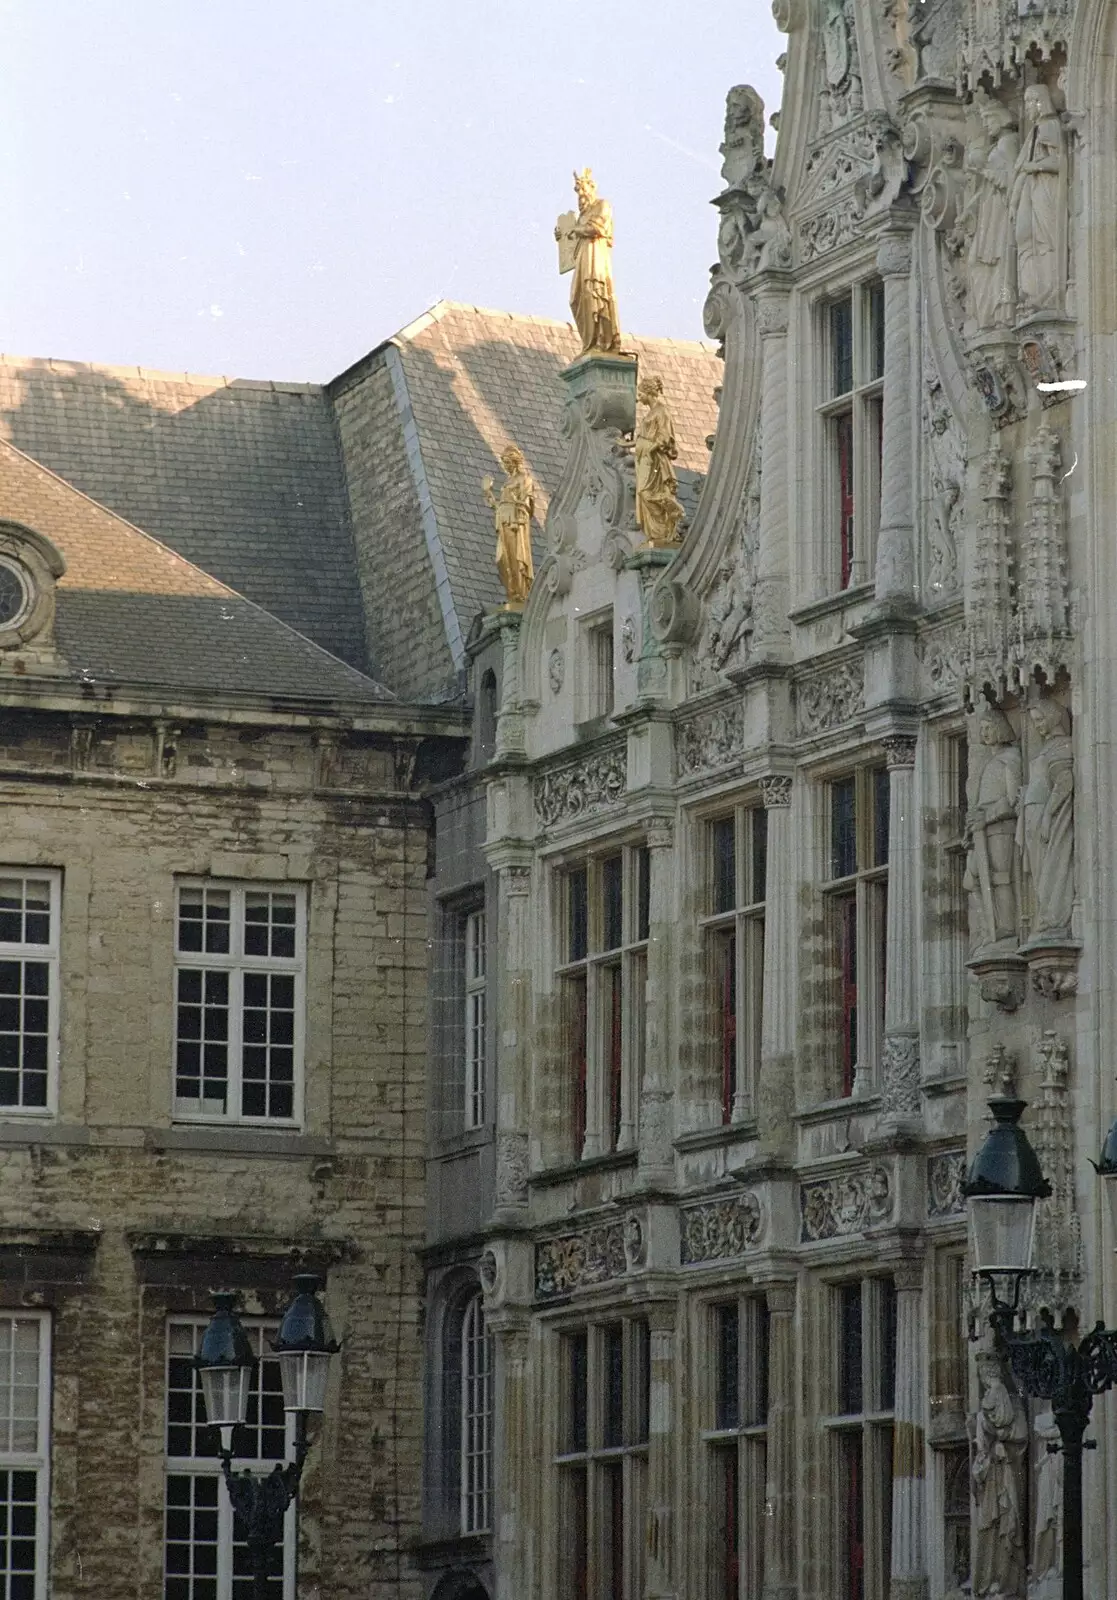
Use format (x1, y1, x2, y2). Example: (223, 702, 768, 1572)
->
(195, 1292, 256, 1445)
(272, 1274, 340, 1415)
(962, 1090, 1051, 1282)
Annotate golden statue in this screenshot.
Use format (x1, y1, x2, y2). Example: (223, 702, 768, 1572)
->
(482, 445, 536, 609)
(555, 169, 622, 357)
(634, 376, 685, 547)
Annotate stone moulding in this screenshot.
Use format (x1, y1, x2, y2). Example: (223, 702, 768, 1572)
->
(794, 657, 865, 736)
(532, 743, 626, 828)
(676, 699, 745, 779)
(799, 1164, 893, 1242)
(680, 1193, 764, 1265)
(534, 1221, 626, 1300)
(927, 1149, 966, 1218)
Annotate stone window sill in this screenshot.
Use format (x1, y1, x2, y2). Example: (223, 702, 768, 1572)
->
(674, 1120, 758, 1153)
(529, 1147, 638, 1189)
(788, 581, 874, 627)
(147, 1127, 333, 1158)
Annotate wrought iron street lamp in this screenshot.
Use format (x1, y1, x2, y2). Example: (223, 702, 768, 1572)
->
(964, 1086, 1117, 1600)
(195, 1276, 340, 1597)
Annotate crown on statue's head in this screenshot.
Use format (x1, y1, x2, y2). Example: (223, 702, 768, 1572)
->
(573, 166, 595, 191)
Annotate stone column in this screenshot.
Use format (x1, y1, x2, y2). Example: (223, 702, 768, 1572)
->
(491, 1316, 531, 1600)
(645, 1302, 678, 1600)
(494, 611, 526, 759)
(493, 863, 532, 1222)
(872, 234, 918, 618)
(750, 290, 791, 663)
(880, 735, 921, 1130)
(889, 1260, 929, 1600)
(762, 1279, 797, 1600)
(638, 821, 675, 1189)
(757, 775, 795, 1150)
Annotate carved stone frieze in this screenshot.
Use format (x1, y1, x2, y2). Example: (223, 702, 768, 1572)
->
(760, 774, 793, 809)
(680, 1193, 764, 1265)
(495, 1132, 529, 1207)
(919, 620, 966, 703)
(693, 444, 760, 691)
(797, 114, 909, 263)
(794, 659, 864, 735)
(676, 700, 745, 778)
(927, 1150, 966, 1218)
(535, 1221, 626, 1299)
(533, 744, 626, 827)
(880, 1034, 922, 1122)
(800, 1165, 893, 1241)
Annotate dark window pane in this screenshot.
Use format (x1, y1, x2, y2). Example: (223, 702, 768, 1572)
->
(22, 963, 47, 997)
(831, 778, 857, 879)
(712, 817, 736, 914)
(839, 1431, 865, 1600)
(718, 932, 737, 1126)
(567, 1331, 588, 1453)
(602, 856, 623, 951)
(715, 1303, 739, 1431)
(568, 869, 588, 962)
(636, 847, 651, 942)
(831, 295, 854, 396)
(838, 1284, 863, 1415)
(750, 808, 768, 903)
(873, 767, 890, 868)
(634, 1319, 650, 1445)
(745, 1300, 770, 1428)
(878, 1277, 898, 1411)
(868, 281, 885, 381)
(603, 1323, 624, 1448)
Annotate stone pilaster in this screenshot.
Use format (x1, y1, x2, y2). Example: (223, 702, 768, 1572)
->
(494, 610, 525, 759)
(646, 1302, 678, 1600)
(872, 234, 918, 619)
(493, 862, 532, 1221)
(889, 1260, 929, 1600)
(758, 775, 795, 1149)
(492, 1317, 531, 1600)
(880, 736, 921, 1130)
(750, 290, 791, 663)
(762, 1279, 798, 1600)
(638, 820, 676, 1188)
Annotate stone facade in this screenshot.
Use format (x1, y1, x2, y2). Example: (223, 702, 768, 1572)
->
(421, 2, 1117, 1596)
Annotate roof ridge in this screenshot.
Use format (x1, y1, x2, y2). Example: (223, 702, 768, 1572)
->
(0, 354, 324, 395)
(0, 437, 395, 699)
(394, 301, 719, 354)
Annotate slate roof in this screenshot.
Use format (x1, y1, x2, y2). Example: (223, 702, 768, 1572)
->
(0, 438, 393, 704)
(332, 301, 722, 666)
(0, 359, 368, 672)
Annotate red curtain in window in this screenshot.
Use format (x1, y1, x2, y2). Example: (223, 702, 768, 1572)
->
(721, 934, 737, 1124)
(608, 965, 623, 1150)
(841, 1434, 865, 1600)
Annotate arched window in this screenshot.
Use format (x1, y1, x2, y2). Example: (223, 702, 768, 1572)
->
(460, 1292, 494, 1534)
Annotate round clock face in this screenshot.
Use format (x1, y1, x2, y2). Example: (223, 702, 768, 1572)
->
(0, 561, 27, 629)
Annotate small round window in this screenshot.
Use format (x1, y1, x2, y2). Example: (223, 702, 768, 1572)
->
(0, 559, 30, 630)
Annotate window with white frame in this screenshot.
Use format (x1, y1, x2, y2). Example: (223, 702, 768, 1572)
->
(582, 616, 615, 722)
(173, 883, 305, 1125)
(704, 1298, 769, 1600)
(164, 1317, 294, 1600)
(819, 282, 884, 592)
(460, 1292, 493, 1534)
(0, 1314, 50, 1600)
(703, 808, 767, 1124)
(463, 909, 487, 1130)
(828, 1277, 896, 1600)
(0, 874, 60, 1115)
(822, 770, 889, 1099)
(555, 1317, 649, 1600)
(557, 847, 649, 1161)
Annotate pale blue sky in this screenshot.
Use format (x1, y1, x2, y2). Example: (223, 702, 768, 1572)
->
(1, 0, 784, 381)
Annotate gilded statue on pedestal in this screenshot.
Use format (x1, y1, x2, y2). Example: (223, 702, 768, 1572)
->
(555, 169, 622, 357)
(633, 376, 685, 549)
(482, 446, 536, 610)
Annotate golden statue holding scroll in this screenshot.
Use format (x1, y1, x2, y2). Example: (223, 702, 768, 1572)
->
(482, 445, 536, 610)
(555, 169, 622, 357)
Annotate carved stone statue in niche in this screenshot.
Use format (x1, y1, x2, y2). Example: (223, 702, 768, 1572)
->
(972, 1352, 1028, 1599)
(965, 707, 1023, 952)
(1031, 1408, 1062, 1596)
(1010, 84, 1068, 317)
(1018, 697, 1074, 938)
(961, 96, 1019, 330)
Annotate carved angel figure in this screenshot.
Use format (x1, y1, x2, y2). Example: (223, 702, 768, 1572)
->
(972, 1353, 1028, 1599)
(482, 445, 536, 609)
(1010, 84, 1068, 316)
(964, 707, 1022, 952)
(1018, 697, 1074, 938)
(633, 376, 685, 548)
(558, 169, 622, 357)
